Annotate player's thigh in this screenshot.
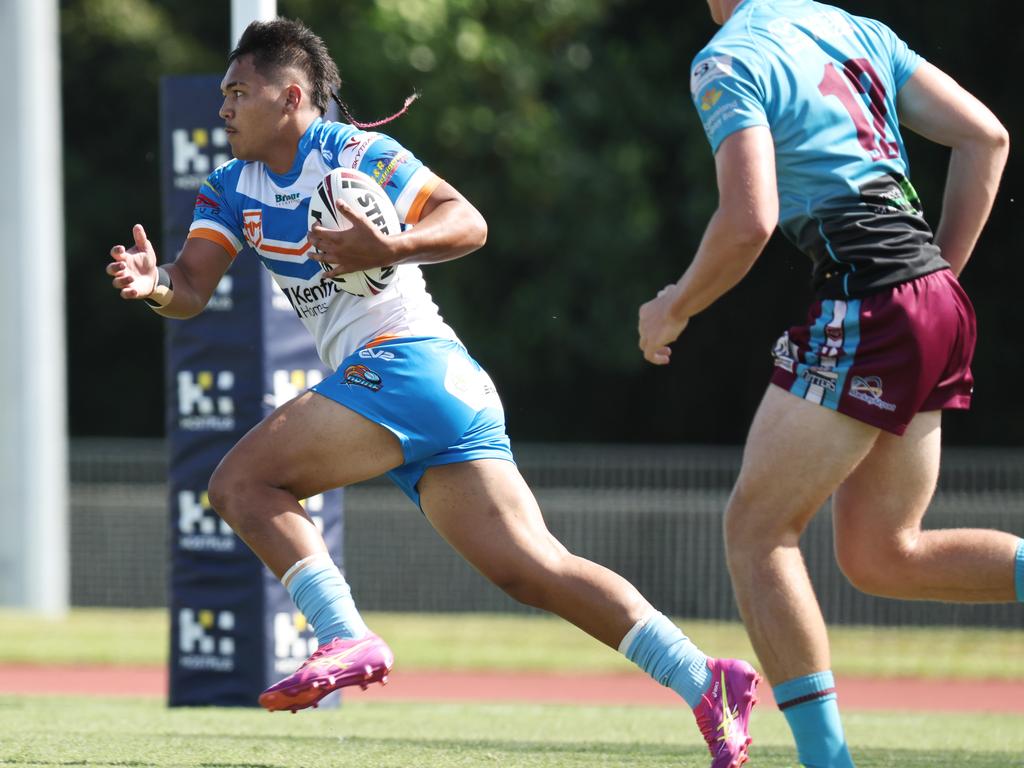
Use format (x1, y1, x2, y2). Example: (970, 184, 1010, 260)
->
(728, 384, 881, 538)
(215, 390, 404, 500)
(418, 459, 566, 577)
(833, 409, 942, 554)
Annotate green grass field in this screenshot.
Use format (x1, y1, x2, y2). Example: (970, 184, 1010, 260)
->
(1, 608, 1022, 679)
(2, 696, 1022, 767)
(1, 610, 1022, 767)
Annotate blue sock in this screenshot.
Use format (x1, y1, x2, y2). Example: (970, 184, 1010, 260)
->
(774, 671, 855, 768)
(1015, 539, 1024, 603)
(621, 612, 711, 708)
(283, 554, 368, 645)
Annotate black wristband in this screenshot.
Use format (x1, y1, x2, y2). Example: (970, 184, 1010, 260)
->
(144, 267, 174, 308)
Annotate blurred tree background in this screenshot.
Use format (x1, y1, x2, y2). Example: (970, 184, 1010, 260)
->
(65, 0, 1022, 445)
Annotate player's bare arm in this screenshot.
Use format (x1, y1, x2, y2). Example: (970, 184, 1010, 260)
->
(309, 179, 487, 276)
(638, 125, 778, 365)
(106, 227, 233, 319)
(898, 62, 1009, 276)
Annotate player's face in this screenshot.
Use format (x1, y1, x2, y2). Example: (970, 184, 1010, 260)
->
(218, 55, 288, 162)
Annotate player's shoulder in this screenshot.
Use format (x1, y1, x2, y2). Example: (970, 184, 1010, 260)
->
(203, 157, 246, 199)
(309, 118, 403, 170)
(690, 11, 764, 94)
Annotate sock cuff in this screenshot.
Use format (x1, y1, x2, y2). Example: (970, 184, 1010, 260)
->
(281, 552, 335, 590)
(617, 610, 659, 655)
(1015, 539, 1024, 603)
(773, 670, 837, 711)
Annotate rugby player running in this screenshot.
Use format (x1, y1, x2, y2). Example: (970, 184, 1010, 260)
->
(108, 18, 758, 767)
(638, 1, 1018, 765)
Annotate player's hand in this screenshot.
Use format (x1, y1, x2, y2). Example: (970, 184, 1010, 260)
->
(308, 199, 396, 278)
(107, 224, 159, 300)
(638, 284, 690, 365)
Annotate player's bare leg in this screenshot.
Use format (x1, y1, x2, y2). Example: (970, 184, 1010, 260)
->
(209, 390, 404, 576)
(419, 458, 648, 646)
(208, 391, 404, 711)
(723, 384, 879, 767)
(833, 410, 1020, 601)
(724, 385, 878, 683)
(420, 459, 759, 767)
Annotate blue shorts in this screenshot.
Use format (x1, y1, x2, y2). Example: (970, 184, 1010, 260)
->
(311, 336, 515, 506)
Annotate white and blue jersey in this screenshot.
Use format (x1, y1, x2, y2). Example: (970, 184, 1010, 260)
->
(190, 118, 458, 370)
(690, 0, 949, 298)
(190, 119, 513, 504)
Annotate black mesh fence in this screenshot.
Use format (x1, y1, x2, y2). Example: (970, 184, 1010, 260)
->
(70, 439, 1024, 627)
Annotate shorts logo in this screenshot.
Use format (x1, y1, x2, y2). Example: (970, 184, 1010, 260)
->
(344, 364, 383, 392)
(771, 332, 798, 373)
(848, 375, 897, 412)
(359, 347, 396, 361)
(803, 366, 838, 392)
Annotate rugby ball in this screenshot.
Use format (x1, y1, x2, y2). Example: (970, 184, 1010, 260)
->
(307, 167, 400, 297)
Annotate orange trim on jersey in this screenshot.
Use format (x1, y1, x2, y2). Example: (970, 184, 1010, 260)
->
(188, 228, 239, 259)
(405, 175, 443, 224)
(261, 241, 312, 256)
(363, 334, 407, 349)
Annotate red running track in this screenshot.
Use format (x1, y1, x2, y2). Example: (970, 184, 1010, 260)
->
(1, 665, 1023, 712)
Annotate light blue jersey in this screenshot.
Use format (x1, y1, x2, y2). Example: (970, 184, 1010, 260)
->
(690, 0, 948, 298)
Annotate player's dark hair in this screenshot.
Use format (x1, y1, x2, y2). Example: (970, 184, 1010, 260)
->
(229, 18, 417, 128)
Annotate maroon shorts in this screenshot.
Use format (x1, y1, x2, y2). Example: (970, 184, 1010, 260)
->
(769, 269, 976, 435)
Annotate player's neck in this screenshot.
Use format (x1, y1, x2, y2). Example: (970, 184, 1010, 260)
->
(719, 0, 748, 23)
(264, 113, 318, 175)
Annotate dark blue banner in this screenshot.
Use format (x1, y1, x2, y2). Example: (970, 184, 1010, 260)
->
(160, 75, 343, 708)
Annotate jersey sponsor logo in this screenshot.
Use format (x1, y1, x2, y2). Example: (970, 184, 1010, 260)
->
(372, 150, 409, 189)
(275, 192, 302, 204)
(691, 55, 734, 95)
(195, 192, 221, 212)
(702, 100, 741, 136)
(766, 12, 852, 51)
(848, 375, 897, 411)
(243, 209, 264, 249)
(701, 86, 724, 112)
(178, 608, 236, 672)
(280, 279, 338, 320)
(340, 132, 382, 170)
(344, 364, 383, 392)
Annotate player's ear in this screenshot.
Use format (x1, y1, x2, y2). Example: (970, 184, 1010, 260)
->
(284, 83, 303, 112)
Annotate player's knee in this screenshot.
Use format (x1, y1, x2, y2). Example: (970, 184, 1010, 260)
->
(724, 490, 789, 553)
(484, 551, 566, 610)
(836, 534, 917, 597)
(486, 566, 547, 608)
(207, 459, 249, 528)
